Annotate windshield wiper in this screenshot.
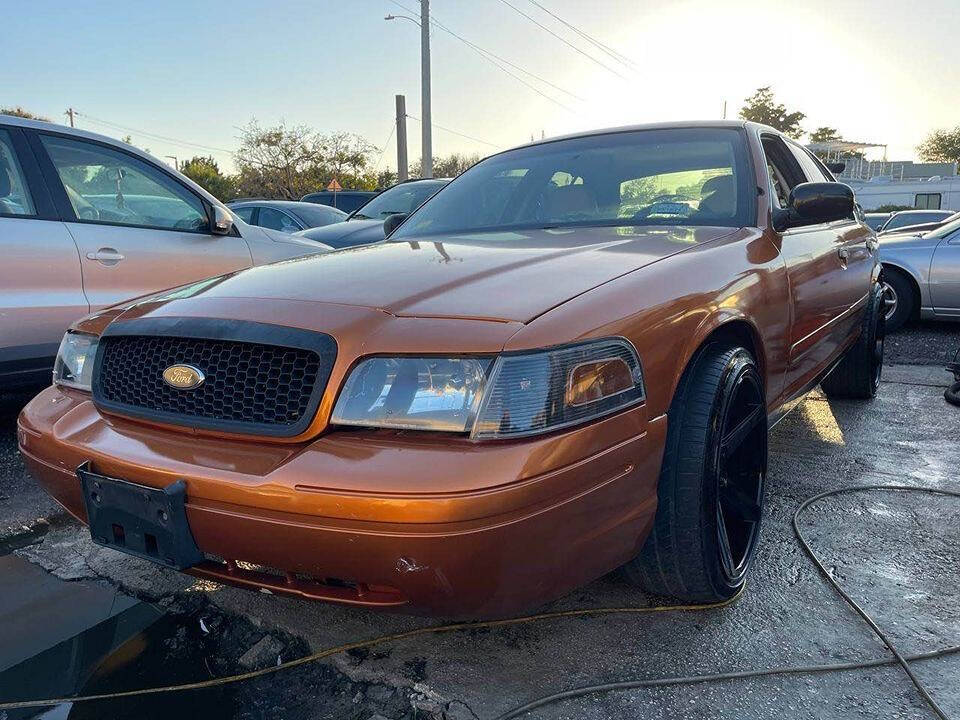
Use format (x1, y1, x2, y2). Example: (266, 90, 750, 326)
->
(350, 213, 370, 220)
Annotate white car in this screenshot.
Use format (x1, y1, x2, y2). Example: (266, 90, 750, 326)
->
(0, 114, 330, 387)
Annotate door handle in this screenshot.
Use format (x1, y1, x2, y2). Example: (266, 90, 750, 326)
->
(86, 247, 125, 266)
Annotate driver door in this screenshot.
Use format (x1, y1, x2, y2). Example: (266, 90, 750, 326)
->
(33, 132, 252, 310)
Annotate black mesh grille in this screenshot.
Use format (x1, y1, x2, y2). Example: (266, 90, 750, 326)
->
(95, 335, 325, 432)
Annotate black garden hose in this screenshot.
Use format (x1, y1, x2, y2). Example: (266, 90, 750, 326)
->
(1, 487, 958, 720)
(495, 484, 960, 720)
(946, 349, 960, 407)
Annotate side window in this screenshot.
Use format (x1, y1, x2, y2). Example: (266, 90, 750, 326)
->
(0, 129, 36, 216)
(258, 207, 301, 232)
(787, 143, 830, 182)
(915, 193, 941, 210)
(40, 135, 208, 231)
(233, 206, 255, 223)
(761, 136, 803, 210)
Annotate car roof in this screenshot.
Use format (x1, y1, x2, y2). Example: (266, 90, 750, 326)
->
(0, 113, 225, 209)
(228, 199, 342, 209)
(304, 190, 377, 196)
(503, 119, 764, 154)
(893, 209, 951, 215)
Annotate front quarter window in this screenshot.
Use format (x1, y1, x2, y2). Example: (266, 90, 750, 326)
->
(392, 128, 753, 239)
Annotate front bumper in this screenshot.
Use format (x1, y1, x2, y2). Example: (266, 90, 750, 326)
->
(18, 385, 666, 618)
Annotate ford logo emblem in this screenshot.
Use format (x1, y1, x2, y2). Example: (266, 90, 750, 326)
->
(162, 364, 205, 390)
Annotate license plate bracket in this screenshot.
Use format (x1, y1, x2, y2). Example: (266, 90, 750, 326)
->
(77, 461, 203, 570)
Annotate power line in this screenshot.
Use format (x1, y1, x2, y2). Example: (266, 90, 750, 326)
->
(493, 0, 628, 80)
(405, 113, 501, 149)
(524, 0, 639, 70)
(374, 121, 396, 170)
(387, 0, 580, 111)
(74, 112, 236, 156)
(430, 16, 583, 102)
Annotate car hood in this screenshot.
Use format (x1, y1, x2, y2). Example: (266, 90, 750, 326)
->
(118, 225, 738, 324)
(877, 230, 931, 248)
(295, 219, 385, 244)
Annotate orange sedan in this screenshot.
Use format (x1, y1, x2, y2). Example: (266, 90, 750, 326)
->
(18, 122, 884, 617)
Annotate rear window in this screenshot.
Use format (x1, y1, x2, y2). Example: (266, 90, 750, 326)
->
(393, 128, 754, 239)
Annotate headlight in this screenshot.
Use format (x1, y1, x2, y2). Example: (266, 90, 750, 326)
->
(472, 338, 644, 439)
(53, 331, 99, 391)
(331, 339, 644, 438)
(331, 357, 492, 432)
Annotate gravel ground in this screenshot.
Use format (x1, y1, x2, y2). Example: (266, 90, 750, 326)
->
(885, 320, 958, 367)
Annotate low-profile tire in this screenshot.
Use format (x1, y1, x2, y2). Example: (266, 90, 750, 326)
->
(880, 267, 914, 333)
(624, 343, 767, 603)
(821, 282, 885, 400)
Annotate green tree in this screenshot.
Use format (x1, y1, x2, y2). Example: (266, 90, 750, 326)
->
(810, 127, 840, 143)
(738, 87, 805, 139)
(0, 106, 50, 121)
(180, 156, 238, 201)
(233, 120, 380, 198)
(917, 127, 960, 166)
(376, 170, 398, 189)
(410, 152, 481, 178)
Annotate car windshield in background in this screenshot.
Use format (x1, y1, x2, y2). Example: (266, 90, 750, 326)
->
(926, 216, 960, 240)
(884, 211, 951, 230)
(292, 204, 347, 227)
(352, 180, 447, 220)
(392, 128, 753, 239)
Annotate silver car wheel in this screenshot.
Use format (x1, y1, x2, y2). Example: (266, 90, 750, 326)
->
(881, 281, 898, 322)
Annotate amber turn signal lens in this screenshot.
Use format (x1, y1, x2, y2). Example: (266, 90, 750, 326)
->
(566, 358, 635, 407)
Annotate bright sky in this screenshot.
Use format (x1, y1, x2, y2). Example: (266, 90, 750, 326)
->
(4, 0, 958, 173)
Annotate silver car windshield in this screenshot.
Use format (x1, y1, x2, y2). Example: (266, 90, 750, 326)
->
(926, 216, 960, 240)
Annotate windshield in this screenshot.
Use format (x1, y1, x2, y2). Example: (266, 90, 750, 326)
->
(926, 215, 960, 239)
(392, 128, 753, 239)
(352, 181, 447, 220)
(292, 204, 347, 227)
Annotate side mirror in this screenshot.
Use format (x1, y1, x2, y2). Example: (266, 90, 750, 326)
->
(825, 161, 846, 175)
(382, 212, 408, 237)
(210, 204, 234, 235)
(774, 182, 854, 232)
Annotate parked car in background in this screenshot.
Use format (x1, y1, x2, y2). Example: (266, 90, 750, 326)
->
(864, 212, 891, 231)
(878, 210, 960, 237)
(0, 115, 330, 387)
(301, 189, 378, 213)
(227, 200, 347, 233)
(20, 121, 884, 617)
(878, 209, 953, 233)
(878, 215, 960, 331)
(295, 178, 449, 249)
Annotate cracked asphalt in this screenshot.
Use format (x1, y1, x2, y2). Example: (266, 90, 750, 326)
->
(1, 323, 959, 720)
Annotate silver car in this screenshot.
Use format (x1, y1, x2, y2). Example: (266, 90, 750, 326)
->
(879, 215, 960, 331)
(0, 115, 331, 387)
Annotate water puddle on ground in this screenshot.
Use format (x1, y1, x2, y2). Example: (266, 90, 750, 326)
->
(0, 555, 237, 720)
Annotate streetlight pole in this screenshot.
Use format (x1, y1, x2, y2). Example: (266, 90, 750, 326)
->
(385, 8, 431, 177)
(420, 0, 433, 178)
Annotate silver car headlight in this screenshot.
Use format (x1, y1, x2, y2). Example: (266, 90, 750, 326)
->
(330, 339, 644, 438)
(53, 331, 99, 391)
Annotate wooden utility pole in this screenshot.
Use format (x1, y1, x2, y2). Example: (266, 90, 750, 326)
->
(396, 95, 408, 182)
(65, 108, 76, 127)
(420, 0, 432, 177)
